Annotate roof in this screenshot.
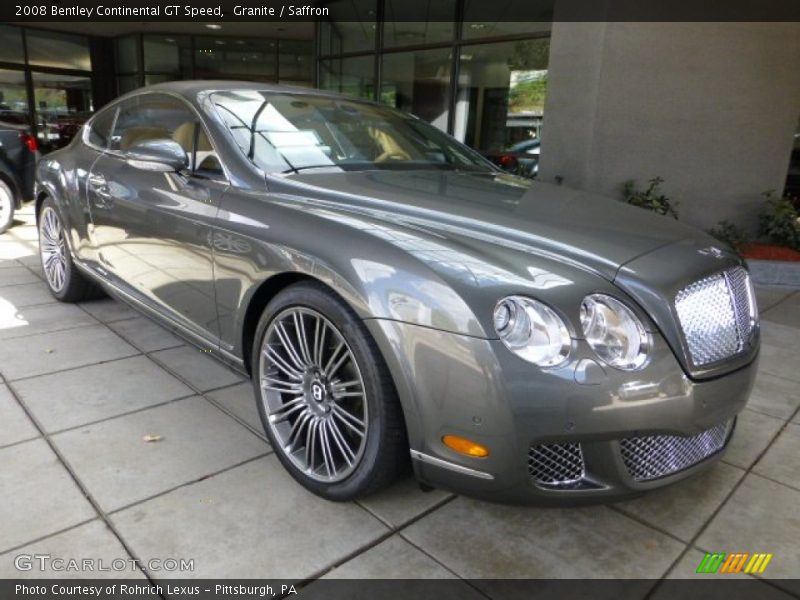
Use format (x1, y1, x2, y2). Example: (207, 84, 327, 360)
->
(144, 80, 352, 102)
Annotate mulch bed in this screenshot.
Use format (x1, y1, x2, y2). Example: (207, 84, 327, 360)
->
(741, 243, 800, 262)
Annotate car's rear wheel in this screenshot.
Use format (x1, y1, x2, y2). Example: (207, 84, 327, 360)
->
(0, 180, 14, 234)
(39, 198, 104, 302)
(252, 281, 407, 500)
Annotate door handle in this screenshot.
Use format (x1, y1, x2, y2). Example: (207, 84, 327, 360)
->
(88, 174, 113, 208)
(88, 174, 107, 188)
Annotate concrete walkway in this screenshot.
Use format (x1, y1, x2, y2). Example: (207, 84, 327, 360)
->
(0, 206, 798, 593)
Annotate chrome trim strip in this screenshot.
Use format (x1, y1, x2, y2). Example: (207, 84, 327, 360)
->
(410, 449, 494, 480)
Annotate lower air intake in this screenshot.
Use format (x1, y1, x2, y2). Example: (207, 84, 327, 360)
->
(620, 421, 731, 482)
(528, 442, 585, 488)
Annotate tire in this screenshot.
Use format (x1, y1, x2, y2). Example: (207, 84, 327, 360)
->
(38, 198, 104, 302)
(251, 281, 408, 501)
(0, 180, 14, 235)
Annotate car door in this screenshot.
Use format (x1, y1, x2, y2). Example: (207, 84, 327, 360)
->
(86, 93, 228, 343)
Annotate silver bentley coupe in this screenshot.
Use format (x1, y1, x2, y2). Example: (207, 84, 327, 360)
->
(35, 82, 759, 504)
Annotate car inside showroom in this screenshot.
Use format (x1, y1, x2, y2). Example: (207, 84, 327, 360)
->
(0, 1, 798, 598)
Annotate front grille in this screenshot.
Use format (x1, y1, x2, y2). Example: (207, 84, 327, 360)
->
(528, 442, 585, 488)
(620, 422, 730, 482)
(674, 267, 757, 367)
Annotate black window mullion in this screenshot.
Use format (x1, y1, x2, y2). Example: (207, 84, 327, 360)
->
(20, 28, 37, 135)
(373, 0, 383, 102)
(447, 0, 465, 135)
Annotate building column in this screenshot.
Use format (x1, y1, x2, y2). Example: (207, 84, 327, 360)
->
(538, 20, 800, 230)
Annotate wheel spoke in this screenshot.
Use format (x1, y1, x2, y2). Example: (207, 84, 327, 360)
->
(326, 347, 350, 380)
(263, 346, 303, 380)
(274, 321, 307, 371)
(54, 264, 64, 289)
(286, 411, 312, 452)
(293, 311, 313, 366)
(261, 376, 303, 394)
(319, 421, 335, 477)
(43, 252, 59, 269)
(326, 418, 355, 465)
(312, 318, 325, 367)
(268, 396, 307, 423)
(332, 404, 366, 437)
(323, 340, 345, 376)
(305, 418, 319, 473)
(333, 391, 364, 400)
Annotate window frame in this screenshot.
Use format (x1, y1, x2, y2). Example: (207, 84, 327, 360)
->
(82, 103, 119, 152)
(82, 90, 231, 183)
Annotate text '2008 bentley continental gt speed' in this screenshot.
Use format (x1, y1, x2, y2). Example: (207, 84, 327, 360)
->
(35, 82, 759, 504)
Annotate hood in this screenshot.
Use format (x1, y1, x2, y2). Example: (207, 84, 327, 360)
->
(278, 170, 707, 281)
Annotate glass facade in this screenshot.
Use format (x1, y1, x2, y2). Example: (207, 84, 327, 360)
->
(319, 0, 377, 55)
(0, 25, 94, 153)
(144, 35, 192, 78)
(456, 39, 549, 153)
(278, 40, 314, 87)
(0, 24, 24, 64)
(382, 1, 456, 47)
(0, 18, 549, 165)
(32, 72, 93, 152)
(380, 49, 452, 132)
(114, 34, 314, 94)
(319, 55, 375, 100)
(195, 36, 277, 80)
(0, 69, 28, 124)
(317, 6, 551, 176)
(25, 30, 91, 71)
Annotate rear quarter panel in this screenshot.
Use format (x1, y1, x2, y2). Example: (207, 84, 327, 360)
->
(35, 141, 99, 259)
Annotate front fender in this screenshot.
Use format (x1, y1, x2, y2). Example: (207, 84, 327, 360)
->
(212, 188, 489, 358)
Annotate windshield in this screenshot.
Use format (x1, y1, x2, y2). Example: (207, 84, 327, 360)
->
(209, 90, 495, 174)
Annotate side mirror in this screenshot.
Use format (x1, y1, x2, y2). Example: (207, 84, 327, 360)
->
(125, 138, 188, 173)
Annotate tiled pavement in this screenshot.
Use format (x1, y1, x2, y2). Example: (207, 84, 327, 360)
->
(0, 206, 798, 594)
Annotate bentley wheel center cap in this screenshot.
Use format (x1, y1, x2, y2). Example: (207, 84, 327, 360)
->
(311, 382, 326, 403)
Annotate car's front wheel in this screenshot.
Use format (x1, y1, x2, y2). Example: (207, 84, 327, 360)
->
(251, 282, 407, 500)
(38, 198, 103, 302)
(0, 180, 15, 234)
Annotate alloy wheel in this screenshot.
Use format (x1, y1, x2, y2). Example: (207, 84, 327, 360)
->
(39, 206, 68, 292)
(259, 307, 368, 483)
(0, 185, 12, 231)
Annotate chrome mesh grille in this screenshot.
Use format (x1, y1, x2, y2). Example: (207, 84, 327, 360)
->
(528, 442, 585, 487)
(726, 267, 757, 340)
(620, 422, 730, 482)
(675, 267, 756, 367)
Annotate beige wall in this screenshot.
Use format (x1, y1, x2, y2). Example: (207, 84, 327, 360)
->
(538, 22, 800, 231)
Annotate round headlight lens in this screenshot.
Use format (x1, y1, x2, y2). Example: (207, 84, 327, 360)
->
(580, 294, 649, 370)
(493, 296, 571, 367)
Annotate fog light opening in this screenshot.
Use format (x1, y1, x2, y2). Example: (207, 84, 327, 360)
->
(442, 435, 489, 458)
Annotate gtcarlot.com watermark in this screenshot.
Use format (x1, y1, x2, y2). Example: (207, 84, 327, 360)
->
(14, 554, 194, 573)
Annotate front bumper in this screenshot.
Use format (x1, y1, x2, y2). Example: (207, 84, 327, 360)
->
(366, 318, 758, 505)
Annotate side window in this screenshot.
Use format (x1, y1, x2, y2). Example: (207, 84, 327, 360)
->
(109, 93, 225, 179)
(86, 106, 117, 149)
(110, 94, 193, 152)
(194, 127, 224, 179)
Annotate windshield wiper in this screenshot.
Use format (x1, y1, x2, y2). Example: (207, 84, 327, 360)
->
(283, 164, 344, 173)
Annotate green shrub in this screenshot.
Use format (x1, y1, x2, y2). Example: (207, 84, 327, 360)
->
(758, 191, 800, 250)
(622, 177, 679, 219)
(707, 220, 749, 252)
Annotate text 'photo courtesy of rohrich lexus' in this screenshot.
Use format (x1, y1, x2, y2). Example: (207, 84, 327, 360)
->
(32, 81, 761, 504)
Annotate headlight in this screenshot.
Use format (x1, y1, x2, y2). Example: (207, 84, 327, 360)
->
(580, 294, 649, 370)
(493, 296, 571, 367)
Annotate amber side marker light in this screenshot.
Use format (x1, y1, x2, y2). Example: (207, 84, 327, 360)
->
(442, 435, 489, 458)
